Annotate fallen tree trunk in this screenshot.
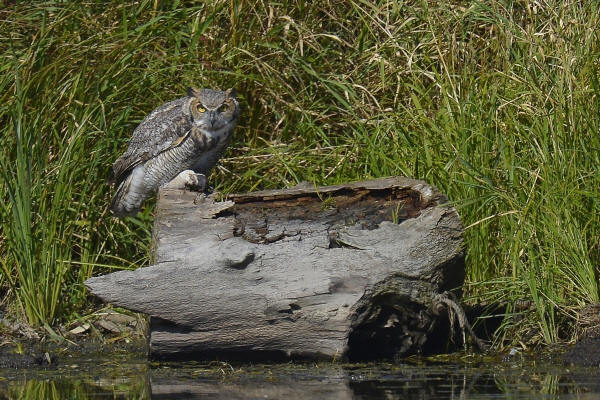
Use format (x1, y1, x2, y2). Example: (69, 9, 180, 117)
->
(86, 177, 465, 361)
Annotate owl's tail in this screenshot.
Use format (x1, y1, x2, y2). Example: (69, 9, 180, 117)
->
(110, 165, 147, 217)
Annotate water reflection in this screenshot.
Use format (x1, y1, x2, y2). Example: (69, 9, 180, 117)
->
(1, 379, 148, 400)
(1, 356, 599, 399)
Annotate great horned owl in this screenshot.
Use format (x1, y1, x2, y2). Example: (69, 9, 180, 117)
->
(110, 87, 239, 217)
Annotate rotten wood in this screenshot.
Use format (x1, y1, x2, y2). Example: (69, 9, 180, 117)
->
(85, 177, 465, 360)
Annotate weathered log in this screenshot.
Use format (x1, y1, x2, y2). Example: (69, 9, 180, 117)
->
(85, 177, 465, 360)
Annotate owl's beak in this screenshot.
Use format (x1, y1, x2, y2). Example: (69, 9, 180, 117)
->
(209, 111, 219, 128)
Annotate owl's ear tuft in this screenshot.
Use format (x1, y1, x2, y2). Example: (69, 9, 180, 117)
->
(187, 87, 201, 97)
(225, 88, 237, 98)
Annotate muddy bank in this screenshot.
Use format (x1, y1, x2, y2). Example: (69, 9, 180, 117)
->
(1, 302, 599, 369)
(0, 334, 147, 370)
(0, 347, 52, 369)
(2, 328, 598, 371)
(562, 337, 600, 367)
(0, 309, 146, 370)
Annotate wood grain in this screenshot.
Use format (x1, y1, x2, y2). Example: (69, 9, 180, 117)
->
(86, 177, 465, 360)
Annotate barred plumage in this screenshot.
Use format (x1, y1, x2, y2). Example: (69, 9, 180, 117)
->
(110, 88, 239, 217)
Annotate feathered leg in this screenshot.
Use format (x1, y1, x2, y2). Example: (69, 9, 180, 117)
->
(110, 165, 147, 217)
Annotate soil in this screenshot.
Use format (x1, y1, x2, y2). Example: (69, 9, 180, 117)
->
(0, 333, 147, 369)
(562, 336, 600, 367)
(0, 309, 146, 369)
(0, 347, 52, 369)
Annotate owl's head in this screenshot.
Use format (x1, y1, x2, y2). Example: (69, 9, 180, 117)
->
(187, 87, 239, 131)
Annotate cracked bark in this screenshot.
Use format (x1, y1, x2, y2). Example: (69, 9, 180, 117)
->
(85, 177, 465, 361)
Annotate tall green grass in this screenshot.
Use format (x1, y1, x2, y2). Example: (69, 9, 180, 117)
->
(0, 0, 598, 345)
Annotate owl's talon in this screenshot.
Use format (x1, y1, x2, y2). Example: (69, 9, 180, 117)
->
(186, 173, 208, 192)
(165, 170, 207, 192)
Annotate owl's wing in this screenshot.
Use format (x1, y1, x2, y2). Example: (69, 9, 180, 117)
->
(112, 97, 193, 185)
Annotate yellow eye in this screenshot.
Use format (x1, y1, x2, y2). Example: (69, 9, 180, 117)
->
(196, 104, 205, 113)
(218, 103, 230, 113)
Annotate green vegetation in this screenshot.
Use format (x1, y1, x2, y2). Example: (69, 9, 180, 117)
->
(1, 1, 598, 346)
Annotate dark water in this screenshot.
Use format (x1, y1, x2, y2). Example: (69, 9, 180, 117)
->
(0, 351, 599, 399)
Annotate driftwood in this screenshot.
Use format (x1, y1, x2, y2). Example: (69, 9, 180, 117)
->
(85, 177, 465, 360)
